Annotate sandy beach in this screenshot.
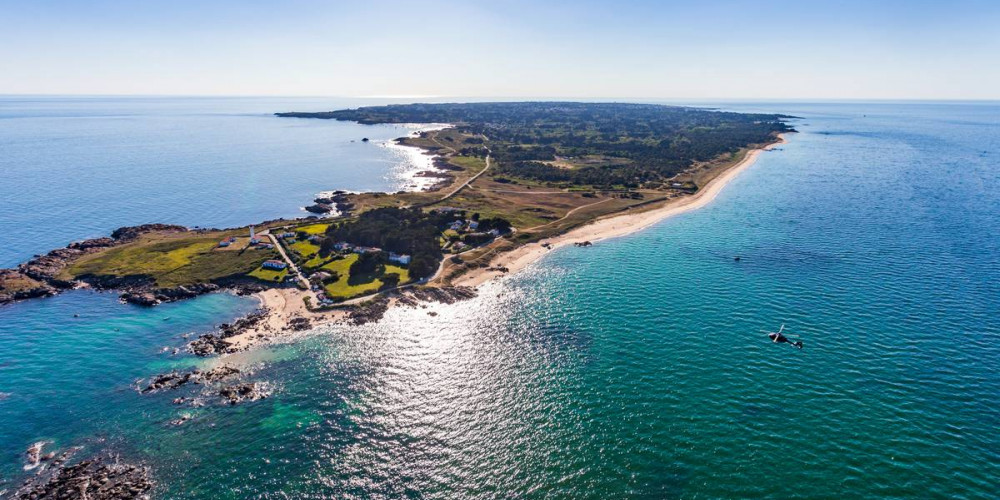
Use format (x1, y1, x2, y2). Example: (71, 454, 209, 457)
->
(223, 288, 347, 350)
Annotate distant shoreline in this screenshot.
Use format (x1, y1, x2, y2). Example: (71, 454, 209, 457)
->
(452, 134, 789, 287)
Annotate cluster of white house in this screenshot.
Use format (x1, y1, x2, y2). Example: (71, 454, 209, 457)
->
(444, 218, 503, 253)
(314, 239, 412, 265)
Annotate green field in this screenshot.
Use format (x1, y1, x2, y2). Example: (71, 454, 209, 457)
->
(320, 254, 410, 300)
(296, 223, 330, 235)
(66, 233, 278, 287)
(248, 266, 288, 282)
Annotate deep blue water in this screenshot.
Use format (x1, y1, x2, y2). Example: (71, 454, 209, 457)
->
(0, 96, 441, 267)
(1, 100, 998, 498)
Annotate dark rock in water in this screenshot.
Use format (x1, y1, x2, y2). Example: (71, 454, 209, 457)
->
(14, 454, 152, 500)
(574, 241, 593, 247)
(361, 137, 370, 142)
(25, 441, 47, 470)
(199, 365, 241, 382)
(121, 292, 159, 306)
(219, 382, 269, 405)
(305, 203, 332, 214)
(141, 371, 194, 393)
(141, 365, 241, 393)
(169, 413, 192, 426)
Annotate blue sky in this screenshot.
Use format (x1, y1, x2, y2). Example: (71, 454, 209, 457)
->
(1, 0, 997, 99)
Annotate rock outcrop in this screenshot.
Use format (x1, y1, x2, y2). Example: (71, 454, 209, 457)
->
(13, 454, 152, 500)
(188, 311, 269, 356)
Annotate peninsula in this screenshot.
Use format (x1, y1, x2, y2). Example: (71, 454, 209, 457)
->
(0, 102, 793, 348)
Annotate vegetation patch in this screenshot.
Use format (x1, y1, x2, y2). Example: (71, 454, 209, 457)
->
(296, 223, 330, 235)
(67, 233, 277, 287)
(249, 266, 288, 282)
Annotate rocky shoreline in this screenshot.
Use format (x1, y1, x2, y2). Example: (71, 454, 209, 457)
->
(0, 224, 188, 306)
(0, 222, 280, 308)
(304, 190, 353, 216)
(13, 444, 152, 500)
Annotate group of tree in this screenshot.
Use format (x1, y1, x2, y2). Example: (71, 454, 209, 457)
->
(318, 207, 511, 280)
(282, 102, 795, 189)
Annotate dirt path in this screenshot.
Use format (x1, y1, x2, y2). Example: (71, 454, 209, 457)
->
(436, 149, 492, 203)
(264, 231, 311, 292)
(523, 198, 615, 231)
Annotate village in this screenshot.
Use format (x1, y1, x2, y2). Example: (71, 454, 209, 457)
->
(227, 209, 509, 306)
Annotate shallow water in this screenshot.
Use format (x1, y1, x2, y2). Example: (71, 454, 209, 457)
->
(1, 101, 998, 498)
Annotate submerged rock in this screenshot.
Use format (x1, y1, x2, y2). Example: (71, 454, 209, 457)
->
(219, 382, 269, 405)
(140, 371, 195, 393)
(140, 366, 241, 393)
(24, 441, 48, 470)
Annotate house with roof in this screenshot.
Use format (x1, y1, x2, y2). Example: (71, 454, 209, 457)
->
(262, 260, 287, 270)
(309, 271, 332, 283)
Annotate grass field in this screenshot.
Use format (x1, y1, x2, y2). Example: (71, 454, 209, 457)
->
(289, 240, 320, 258)
(319, 254, 411, 300)
(248, 266, 288, 282)
(296, 223, 330, 235)
(65, 232, 279, 287)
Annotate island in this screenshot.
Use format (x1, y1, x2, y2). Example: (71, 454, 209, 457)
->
(0, 102, 794, 350)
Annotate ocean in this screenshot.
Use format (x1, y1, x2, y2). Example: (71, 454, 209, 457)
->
(0, 96, 442, 268)
(1, 99, 998, 498)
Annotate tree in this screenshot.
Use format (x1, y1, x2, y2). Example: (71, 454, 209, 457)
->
(408, 255, 438, 279)
(349, 251, 386, 278)
(318, 237, 335, 257)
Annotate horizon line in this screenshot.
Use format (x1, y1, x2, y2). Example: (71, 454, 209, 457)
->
(1, 93, 998, 104)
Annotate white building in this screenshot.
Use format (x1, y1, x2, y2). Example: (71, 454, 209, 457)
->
(388, 253, 411, 265)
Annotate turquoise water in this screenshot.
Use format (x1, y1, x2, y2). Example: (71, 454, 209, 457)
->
(1, 101, 999, 497)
